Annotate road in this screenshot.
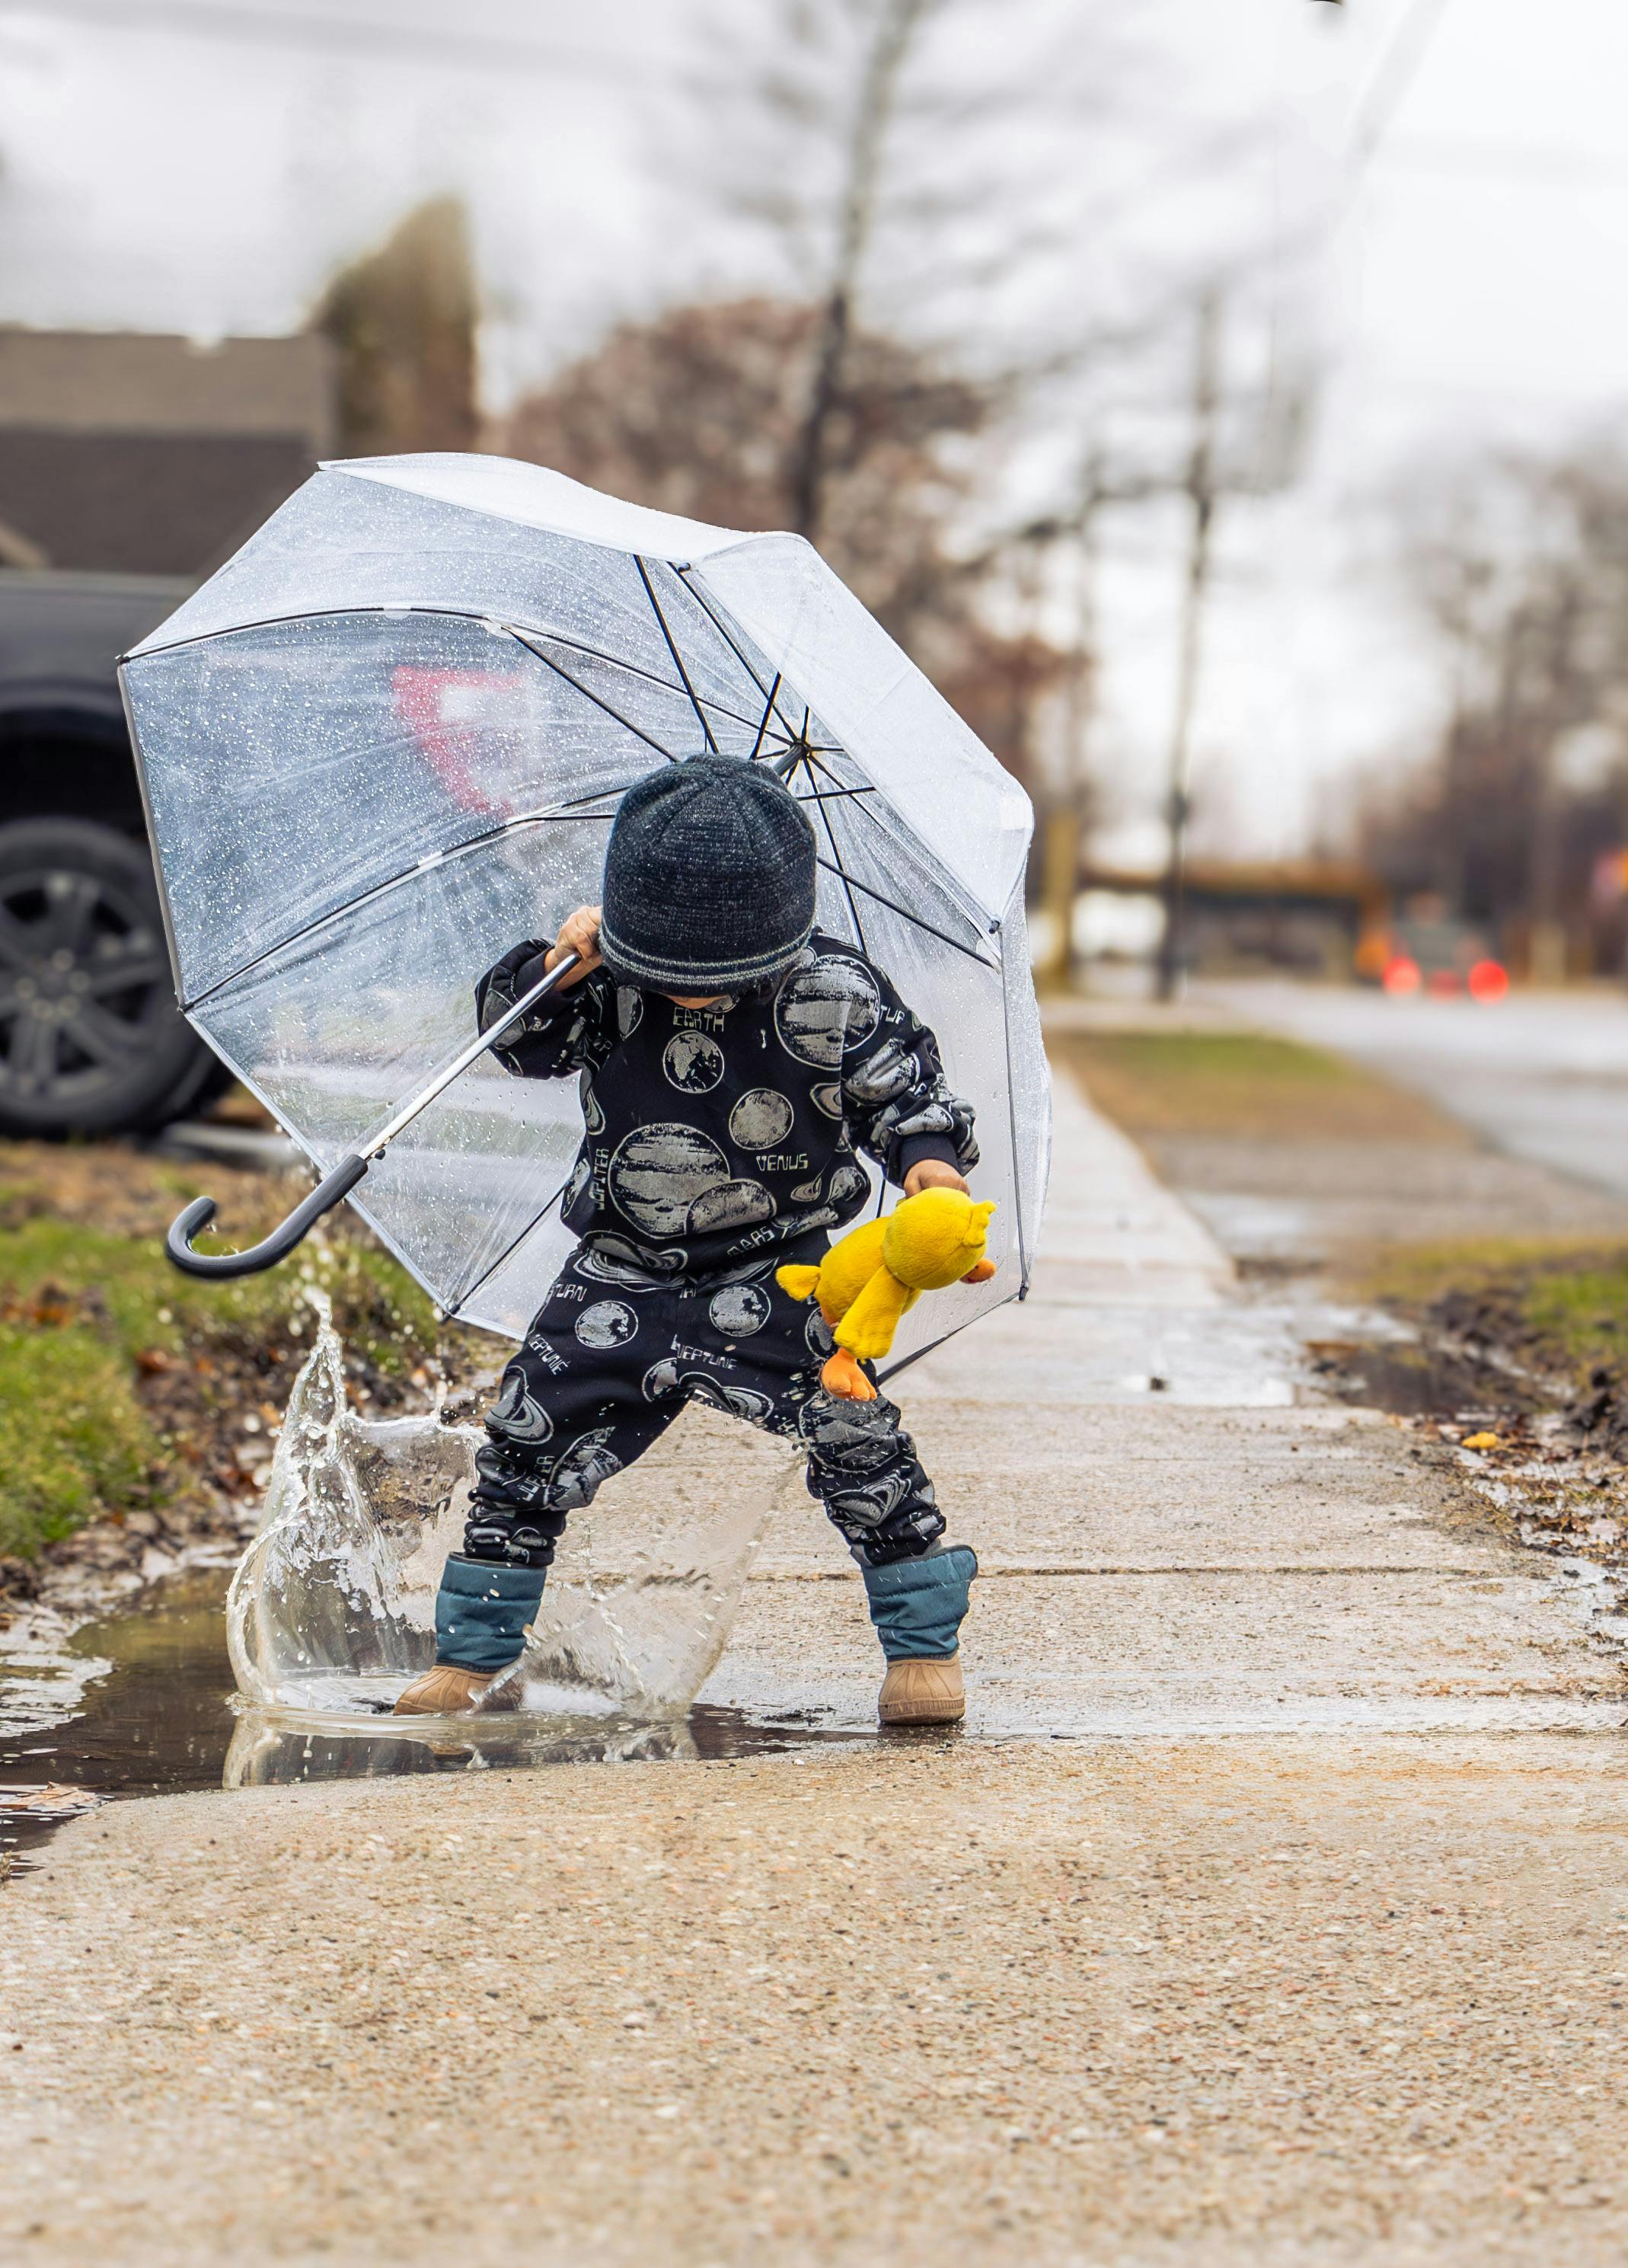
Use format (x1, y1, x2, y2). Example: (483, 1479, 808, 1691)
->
(5, 1059, 1627, 2265)
(1203, 981, 1628, 1202)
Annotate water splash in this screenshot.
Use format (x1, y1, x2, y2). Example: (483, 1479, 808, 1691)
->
(485, 1481, 771, 1721)
(226, 1293, 472, 1711)
(227, 1294, 789, 1723)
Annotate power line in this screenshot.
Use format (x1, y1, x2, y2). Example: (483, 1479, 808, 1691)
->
(1377, 135, 1628, 186)
(1347, 0, 1457, 170)
(0, 0, 678, 83)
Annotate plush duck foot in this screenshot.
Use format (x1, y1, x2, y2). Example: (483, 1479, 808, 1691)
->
(393, 1663, 518, 1717)
(878, 1654, 965, 1727)
(820, 1347, 877, 1401)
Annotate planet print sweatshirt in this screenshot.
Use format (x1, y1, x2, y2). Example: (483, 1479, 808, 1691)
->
(475, 931, 978, 1280)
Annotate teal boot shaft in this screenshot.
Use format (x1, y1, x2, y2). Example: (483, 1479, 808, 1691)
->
(434, 1553, 546, 1673)
(860, 1544, 977, 1661)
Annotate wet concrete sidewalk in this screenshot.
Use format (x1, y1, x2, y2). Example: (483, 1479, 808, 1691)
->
(704, 1069, 1624, 1737)
(5, 1059, 1627, 2266)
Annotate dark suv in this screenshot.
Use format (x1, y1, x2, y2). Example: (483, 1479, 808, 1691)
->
(0, 570, 228, 1138)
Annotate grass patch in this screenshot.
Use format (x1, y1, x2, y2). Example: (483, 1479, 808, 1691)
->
(0, 1327, 155, 1557)
(1362, 1235, 1628, 1393)
(1052, 1029, 1464, 1145)
(0, 1209, 439, 1564)
(0, 1219, 435, 1379)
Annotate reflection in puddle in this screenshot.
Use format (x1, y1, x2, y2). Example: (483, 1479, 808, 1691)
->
(2, 1565, 865, 1864)
(224, 1701, 858, 1787)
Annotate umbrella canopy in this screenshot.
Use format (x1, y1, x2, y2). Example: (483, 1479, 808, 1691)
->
(120, 453, 1050, 1365)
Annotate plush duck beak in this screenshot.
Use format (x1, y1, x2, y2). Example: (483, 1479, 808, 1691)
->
(960, 1257, 997, 1284)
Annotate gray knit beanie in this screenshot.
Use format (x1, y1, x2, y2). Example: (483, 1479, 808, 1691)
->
(599, 754, 818, 993)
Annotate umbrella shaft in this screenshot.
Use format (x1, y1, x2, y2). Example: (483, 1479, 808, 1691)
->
(364, 951, 583, 1156)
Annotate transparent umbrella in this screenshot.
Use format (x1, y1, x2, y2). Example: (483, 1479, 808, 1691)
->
(120, 454, 1050, 1376)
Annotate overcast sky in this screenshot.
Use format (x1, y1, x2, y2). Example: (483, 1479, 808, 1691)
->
(3, 0, 1626, 864)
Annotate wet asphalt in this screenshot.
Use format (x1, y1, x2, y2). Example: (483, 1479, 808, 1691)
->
(1202, 981, 1628, 1204)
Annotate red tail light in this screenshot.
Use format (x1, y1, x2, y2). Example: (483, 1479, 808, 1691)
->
(1382, 954, 1421, 995)
(1467, 959, 1508, 1003)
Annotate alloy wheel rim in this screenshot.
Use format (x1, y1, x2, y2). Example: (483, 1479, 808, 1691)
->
(0, 864, 173, 1104)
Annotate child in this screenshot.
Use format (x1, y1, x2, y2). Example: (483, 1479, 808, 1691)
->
(394, 752, 980, 1727)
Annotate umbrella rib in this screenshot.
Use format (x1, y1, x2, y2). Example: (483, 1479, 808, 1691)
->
(800, 736, 869, 957)
(634, 558, 717, 752)
(522, 624, 766, 733)
(127, 599, 816, 752)
(445, 1176, 570, 1318)
(509, 630, 682, 762)
(996, 926, 1033, 1291)
(749, 675, 783, 762)
(875, 1289, 1020, 1387)
(181, 798, 624, 1012)
(797, 729, 993, 965)
(803, 746, 997, 943)
(672, 569, 800, 739)
(811, 857, 994, 966)
(129, 602, 765, 737)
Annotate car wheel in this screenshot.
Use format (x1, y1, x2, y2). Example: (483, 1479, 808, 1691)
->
(0, 816, 220, 1139)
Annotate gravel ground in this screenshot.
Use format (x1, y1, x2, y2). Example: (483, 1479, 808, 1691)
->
(5, 1736, 1628, 2268)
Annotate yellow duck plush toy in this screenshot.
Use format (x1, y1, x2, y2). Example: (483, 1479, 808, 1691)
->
(776, 1187, 998, 1401)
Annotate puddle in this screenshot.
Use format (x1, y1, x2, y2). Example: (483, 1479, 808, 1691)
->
(1, 1564, 867, 1870)
(2, 1570, 235, 1867)
(2, 1299, 873, 1870)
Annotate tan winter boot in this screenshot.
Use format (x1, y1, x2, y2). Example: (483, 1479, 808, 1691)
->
(393, 1663, 517, 1717)
(878, 1653, 964, 1727)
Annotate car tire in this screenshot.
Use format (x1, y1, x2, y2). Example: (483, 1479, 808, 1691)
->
(0, 816, 222, 1139)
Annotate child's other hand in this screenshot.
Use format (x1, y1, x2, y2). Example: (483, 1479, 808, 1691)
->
(547, 905, 602, 989)
(903, 1158, 969, 1199)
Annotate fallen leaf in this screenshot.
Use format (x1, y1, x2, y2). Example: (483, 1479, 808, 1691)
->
(0, 1784, 103, 1815)
(1461, 1432, 1501, 1451)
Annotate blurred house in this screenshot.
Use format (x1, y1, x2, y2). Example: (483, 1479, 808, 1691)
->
(0, 327, 337, 577)
(1074, 859, 1390, 982)
(0, 196, 477, 581)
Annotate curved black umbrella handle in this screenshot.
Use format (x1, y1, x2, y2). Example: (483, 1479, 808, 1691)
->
(167, 1153, 371, 1279)
(162, 950, 580, 1281)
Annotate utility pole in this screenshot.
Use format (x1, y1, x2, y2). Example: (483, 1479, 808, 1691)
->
(790, 0, 928, 548)
(1155, 289, 1222, 1004)
(1016, 455, 1165, 992)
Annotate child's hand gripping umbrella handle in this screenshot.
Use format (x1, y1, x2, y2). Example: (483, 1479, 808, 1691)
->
(164, 951, 583, 1279)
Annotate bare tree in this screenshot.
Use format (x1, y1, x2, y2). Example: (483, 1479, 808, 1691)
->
(1154, 288, 1222, 1000)
(787, 0, 931, 544)
(497, 293, 1069, 797)
(1361, 440, 1628, 973)
(699, 0, 1144, 538)
(522, 0, 1306, 958)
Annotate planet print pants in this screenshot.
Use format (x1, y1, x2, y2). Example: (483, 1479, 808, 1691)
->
(465, 1234, 946, 1570)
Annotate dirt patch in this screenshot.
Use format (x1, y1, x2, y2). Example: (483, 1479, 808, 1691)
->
(1304, 1334, 1536, 1421)
(1358, 1237, 1628, 1448)
(1313, 1240, 1628, 1589)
